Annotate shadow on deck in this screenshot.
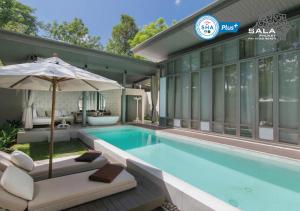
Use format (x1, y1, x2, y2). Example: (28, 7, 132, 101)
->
(66, 169, 165, 211)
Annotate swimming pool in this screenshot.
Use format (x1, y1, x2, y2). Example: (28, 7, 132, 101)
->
(86, 126, 300, 211)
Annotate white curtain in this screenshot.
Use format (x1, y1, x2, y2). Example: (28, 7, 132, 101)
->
(151, 71, 159, 123)
(23, 90, 34, 129)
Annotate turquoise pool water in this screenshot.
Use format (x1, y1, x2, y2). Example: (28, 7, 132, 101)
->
(87, 126, 300, 211)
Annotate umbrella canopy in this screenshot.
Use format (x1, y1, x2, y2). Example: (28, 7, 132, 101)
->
(0, 57, 122, 91)
(0, 56, 122, 178)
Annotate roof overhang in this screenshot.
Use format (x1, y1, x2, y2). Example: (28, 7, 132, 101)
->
(0, 30, 158, 85)
(132, 0, 300, 62)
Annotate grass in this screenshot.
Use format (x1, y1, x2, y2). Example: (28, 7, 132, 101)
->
(12, 139, 88, 161)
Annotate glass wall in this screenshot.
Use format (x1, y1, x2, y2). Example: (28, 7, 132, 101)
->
(278, 52, 299, 144)
(212, 67, 223, 133)
(164, 16, 300, 145)
(240, 61, 255, 137)
(258, 57, 274, 128)
(191, 73, 200, 120)
(181, 74, 190, 127)
(224, 64, 237, 135)
(200, 68, 210, 122)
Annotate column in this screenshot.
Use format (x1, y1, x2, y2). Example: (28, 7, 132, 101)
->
(82, 91, 87, 127)
(121, 71, 127, 123)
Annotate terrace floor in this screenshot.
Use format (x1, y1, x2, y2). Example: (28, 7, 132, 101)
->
(66, 168, 165, 211)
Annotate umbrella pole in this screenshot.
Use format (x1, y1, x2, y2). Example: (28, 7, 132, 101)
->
(48, 80, 57, 178)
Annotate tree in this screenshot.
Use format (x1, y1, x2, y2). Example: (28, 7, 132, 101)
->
(42, 18, 102, 50)
(129, 18, 168, 48)
(0, 0, 38, 35)
(106, 14, 138, 56)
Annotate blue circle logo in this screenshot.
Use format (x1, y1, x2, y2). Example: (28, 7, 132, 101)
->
(195, 15, 219, 40)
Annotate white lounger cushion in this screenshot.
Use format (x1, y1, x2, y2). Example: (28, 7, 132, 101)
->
(11, 150, 35, 171)
(0, 171, 28, 211)
(30, 156, 108, 181)
(28, 169, 137, 211)
(1, 166, 34, 200)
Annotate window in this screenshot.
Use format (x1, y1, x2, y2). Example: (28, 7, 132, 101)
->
(212, 46, 223, 65)
(181, 55, 190, 72)
(78, 92, 106, 111)
(278, 52, 299, 144)
(200, 68, 210, 121)
(200, 49, 211, 68)
(167, 62, 174, 75)
(258, 57, 274, 127)
(174, 75, 182, 118)
(175, 59, 182, 73)
(239, 38, 255, 59)
(240, 61, 255, 137)
(224, 41, 238, 63)
(224, 64, 237, 135)
(191, 72, 200, 120)
(213, 67, 223, 133)
(167, 77, 175, 118)
(191, 52, 200, 71)
(181, 74, 190, 119)
(277, 19, 300, 51)
(256, 40, 277, 55)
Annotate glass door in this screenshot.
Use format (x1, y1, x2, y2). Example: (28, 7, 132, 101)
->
(258, 56, 274, 140)
(212, 66, 224, 133)
(224, 64, 237, 135)
(278, 52, 300, 144)
(240, 61, 255, 138)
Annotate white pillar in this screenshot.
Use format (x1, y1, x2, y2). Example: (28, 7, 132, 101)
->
(82, 91, 87, 127)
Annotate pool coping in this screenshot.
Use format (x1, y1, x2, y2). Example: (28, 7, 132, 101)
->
(79, 125, 242, 211)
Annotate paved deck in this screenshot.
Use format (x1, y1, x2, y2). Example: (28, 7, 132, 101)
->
(66, 170, 165, 211)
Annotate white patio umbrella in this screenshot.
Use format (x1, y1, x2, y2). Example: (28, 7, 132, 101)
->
(0, 56, 122, 178)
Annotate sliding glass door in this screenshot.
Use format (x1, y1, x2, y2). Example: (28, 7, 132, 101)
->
(212, 67, 224, 133)
(224, 64, 237, 135)
(258, 57, 274, 140)
(200, 68, 211, 131)
(191, 72, 200, 129)
(278, 52, 300, 144)
(240, 61, 255, 138)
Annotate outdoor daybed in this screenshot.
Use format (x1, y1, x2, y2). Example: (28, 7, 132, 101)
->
(0, 167, 137, 211)
(0, 151, 108, 181)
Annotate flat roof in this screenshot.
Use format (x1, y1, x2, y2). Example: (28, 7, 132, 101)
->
(0, 29, 158, 85)
(132, 0, 300, 62)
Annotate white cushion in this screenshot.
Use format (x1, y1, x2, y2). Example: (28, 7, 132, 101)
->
(1, 166, 34, 200)
(11, 150, 34, 171)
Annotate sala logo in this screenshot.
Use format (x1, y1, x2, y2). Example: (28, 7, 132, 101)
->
(249, 28, 276, 34)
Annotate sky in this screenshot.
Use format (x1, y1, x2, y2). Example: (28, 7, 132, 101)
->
(19, 0, 214, 46)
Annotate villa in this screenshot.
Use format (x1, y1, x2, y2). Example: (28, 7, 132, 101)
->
(0, 0, 300, 211)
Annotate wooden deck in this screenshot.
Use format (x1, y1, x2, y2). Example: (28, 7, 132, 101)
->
(66, 170, 165, 211)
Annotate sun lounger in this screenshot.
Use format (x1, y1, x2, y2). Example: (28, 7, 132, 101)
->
(0, 151, 108, 181)
(0, 168, 137, 211)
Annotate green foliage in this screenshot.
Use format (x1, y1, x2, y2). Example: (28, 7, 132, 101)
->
(12, 140, 87, 161)
(0, 120, 21, 152)
(41, 18, 102, 50)
(0, 0, 38, 35)
(106, 14, 138, 56)
(129, 17, 168, 48)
